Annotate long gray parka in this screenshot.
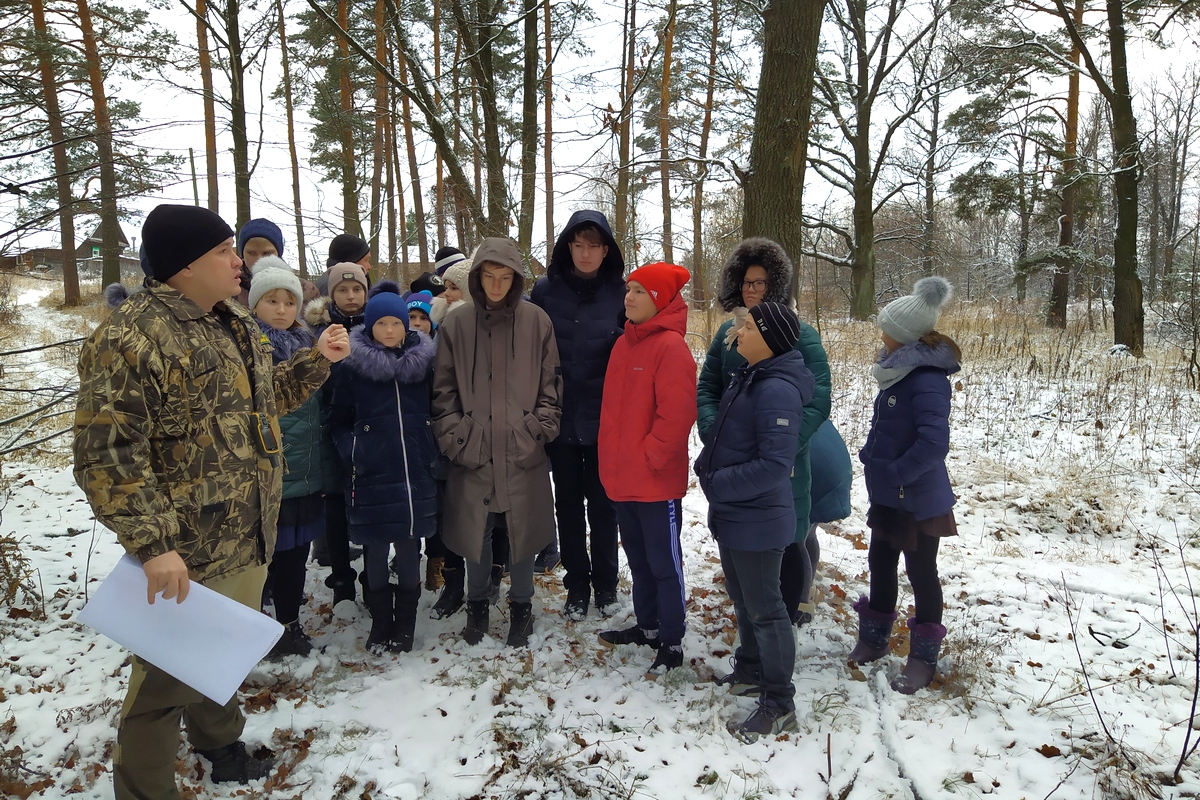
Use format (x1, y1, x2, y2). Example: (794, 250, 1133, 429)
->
(432, 239, 563, 564)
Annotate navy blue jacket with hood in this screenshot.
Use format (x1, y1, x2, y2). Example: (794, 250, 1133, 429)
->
(530, 210, 626, 446)
(695, 349, 815, 551)
(326, 325, 439, 544)
(860, 341, 960, 520)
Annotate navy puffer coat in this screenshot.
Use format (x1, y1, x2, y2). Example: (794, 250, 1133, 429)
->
(530, 210, 625, 445)
(695, 350, 815, 551)
(326, 327, 439, 544)
(860, 341, 960, 520)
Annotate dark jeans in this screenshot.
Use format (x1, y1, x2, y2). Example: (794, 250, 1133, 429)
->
(322, 493, 357, 586)
(719, 543, 795, 710)
(546, 441, 618, 596)
(268, 542, 310, 625)
(868, 532, 942, 624)
(616, 499, 686, 645)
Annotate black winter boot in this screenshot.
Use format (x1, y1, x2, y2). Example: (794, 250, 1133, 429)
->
(463, 599, 489, 645)
(325, 574, 356, 606)
(364, 587, 393, 654)
(265, 621, 313, 661)
(197, 741, 274, 784)
(892, 619, 947, 694)
(847, 596, 898, 664)
(390, 587, 421, 653)
(507, 601, 534, 647)
(430, 566, 465, 619)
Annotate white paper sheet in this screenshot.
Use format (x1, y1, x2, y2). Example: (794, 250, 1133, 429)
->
(77, 555, 283, 704)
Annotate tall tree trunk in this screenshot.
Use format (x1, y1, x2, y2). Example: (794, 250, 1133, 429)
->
(1106, 0, 1143, 355)
(369, 0, 387, 261)
(76, 0, 122, 288)
(397, 56, 429, 267)
(224, 0, 251, 228)
(276, 0, 308, 278)
(32, 0, 80, 305)
(385, 107, 397, 276)
(518, 0, 540, 267)
(32, 7, 80, 301)
(848, 0, 874, 320)
(1047, 0, 1081, 329)
(1015, 136, 1030, 303)
(690, 0, 718, 308)
(742, 0, 828, 306)
(336, 0, 359, 235)
(451, 0, 507, 236)
(658, 0, 677, 264)
(615, 0, 638, 255)
(434, 0, 446, 247)
(197, 0, 219, 211)
(543, 0, 554, 263)
(391, 76, 408, 281)
(921, 87, 940, 277)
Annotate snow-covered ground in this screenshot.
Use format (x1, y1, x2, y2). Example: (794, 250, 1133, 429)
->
(3, 278, 1200, 799)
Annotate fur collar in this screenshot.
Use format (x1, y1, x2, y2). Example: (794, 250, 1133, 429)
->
(303, 296, 365, 330)
(717, 237, 794, 312)
(256, 319, 315, 361)
(344, 326, 436, 384)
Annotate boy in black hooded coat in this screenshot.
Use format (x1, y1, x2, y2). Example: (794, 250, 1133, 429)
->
(530, 210, 626, 620)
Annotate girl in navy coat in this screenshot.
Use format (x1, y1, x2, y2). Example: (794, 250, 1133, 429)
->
(695, 302, 814, 742)
(250, 257, 325, 659)
(851, 276, 960, 694)
(327, 284, 438, 653)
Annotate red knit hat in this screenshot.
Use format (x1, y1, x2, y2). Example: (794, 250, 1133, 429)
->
(626, 262, 690, 311)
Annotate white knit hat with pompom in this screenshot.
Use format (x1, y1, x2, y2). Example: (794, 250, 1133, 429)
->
(878, 276, 953, 345)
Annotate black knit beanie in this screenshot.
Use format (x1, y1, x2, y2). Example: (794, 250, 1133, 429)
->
(141, 204, 235, 283)
(326, 234, 371, 267)
(749, 302, 802, 357)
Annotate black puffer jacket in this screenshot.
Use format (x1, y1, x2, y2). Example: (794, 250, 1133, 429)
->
(530, 210, 626, 446)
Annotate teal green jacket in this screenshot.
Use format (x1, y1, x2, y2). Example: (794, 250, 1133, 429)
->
(696, 318, 832, 540)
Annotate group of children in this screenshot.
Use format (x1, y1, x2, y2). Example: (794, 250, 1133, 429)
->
(231, 214, 962, 742)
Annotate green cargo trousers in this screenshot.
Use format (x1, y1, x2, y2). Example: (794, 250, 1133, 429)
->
(112, 564, 268, 800)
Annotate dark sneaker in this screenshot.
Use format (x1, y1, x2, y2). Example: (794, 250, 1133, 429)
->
(734, 703, 797, 743)
(598, 625, 659, 649)
(563, 592, 589, 622)
(197, 741, 274, 784)
(265, 621, 313, 661)
(595, 590, 619, 618)
(430, 568, 465, 620)
(645, 644, 684, 680)
(534, 547, 560, 573)
(714, 659, 762, 697)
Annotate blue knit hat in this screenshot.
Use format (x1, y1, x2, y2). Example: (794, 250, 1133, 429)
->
(237, 218, 285, 257)
(406, 291, 436, 329)
(364, 284, 409, 333)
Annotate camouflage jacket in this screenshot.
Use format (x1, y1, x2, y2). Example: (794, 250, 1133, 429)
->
(73, 279, 331, 583)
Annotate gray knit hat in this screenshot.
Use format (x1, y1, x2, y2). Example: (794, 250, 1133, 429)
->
(878, 276, 954, 345)
(248, 255, 303, 310)
(442, 257, 471, 294)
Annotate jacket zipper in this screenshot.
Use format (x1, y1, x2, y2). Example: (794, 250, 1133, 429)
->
(350, 435, 357, 506)
(395, 382, 416, 538)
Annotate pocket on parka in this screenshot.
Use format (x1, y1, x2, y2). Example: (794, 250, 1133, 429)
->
(446, 414, 490, 470)
(511, 412, 548, 469)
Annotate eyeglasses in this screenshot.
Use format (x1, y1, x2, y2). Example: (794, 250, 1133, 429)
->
(741, 280, 767, 291)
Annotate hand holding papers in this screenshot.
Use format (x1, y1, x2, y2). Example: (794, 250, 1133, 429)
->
(77, 555, 283, 704)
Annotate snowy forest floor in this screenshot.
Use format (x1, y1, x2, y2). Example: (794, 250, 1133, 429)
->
(3, 273, 1200, 799)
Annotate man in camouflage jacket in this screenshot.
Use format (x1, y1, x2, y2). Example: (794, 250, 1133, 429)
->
(72, 204, 349, 800)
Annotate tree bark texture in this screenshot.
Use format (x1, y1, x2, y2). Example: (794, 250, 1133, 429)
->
(742, 0, 827, 307)
(75, 0, 122, 288)
(32, 0, 79, 305)
(1106, 0, 1143, 355)
(197, 0, 219, 212)
(1047, 0, 1081, 329)
(518, 0, 540, 267)
(277, 0, 308, 278)
(658, 0, 677, 264)
(223, 0, 251, 229)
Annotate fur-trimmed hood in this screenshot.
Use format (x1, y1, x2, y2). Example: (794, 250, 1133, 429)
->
(256, 319, 315, 361)
(343, 325, 435, 384)
(104, 282, 139, 309)
(716, 237, 794, 312)
(303, 294, 365, 330)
